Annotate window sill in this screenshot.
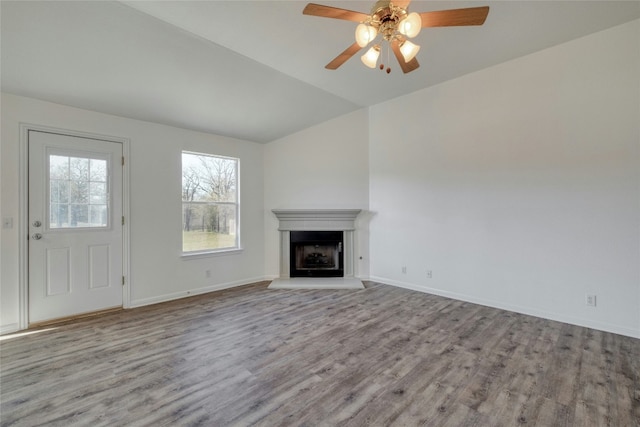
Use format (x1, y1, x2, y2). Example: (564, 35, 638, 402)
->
(181, 248, 244, 260)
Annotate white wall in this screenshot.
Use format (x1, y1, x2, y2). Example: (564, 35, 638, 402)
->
(3, 20, 638, 338)
(369, 20, 640, 338)
(263, 109, 370, 279)
(1, 94, 265, 333)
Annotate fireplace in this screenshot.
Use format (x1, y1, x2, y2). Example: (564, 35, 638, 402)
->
(271, 209, 361, 285)
(290, 231, 343, 277)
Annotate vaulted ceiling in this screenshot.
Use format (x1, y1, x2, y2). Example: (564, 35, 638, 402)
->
(2, 1, 639, 143)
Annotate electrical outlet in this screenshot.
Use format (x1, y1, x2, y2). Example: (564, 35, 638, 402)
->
(426, 270, 433, 279)
(401, 266, 407, 274)
(586, 294, 596, 307)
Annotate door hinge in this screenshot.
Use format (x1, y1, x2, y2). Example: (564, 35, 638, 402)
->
(122, 276, 125, 286)
(122, 156, 125, 166)
(122, 216, 125, 225)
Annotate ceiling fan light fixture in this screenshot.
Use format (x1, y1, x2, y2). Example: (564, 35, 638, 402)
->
(361, 45, 381, 68)
(398, 12, 422, 38)
(399, 40, 420, 62)
(355, 23, 378, 47)
(303, 2, 490, 74)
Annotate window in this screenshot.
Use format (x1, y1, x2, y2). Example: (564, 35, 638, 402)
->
(182, 151, 239, 254)
(49, 154, 109, 229)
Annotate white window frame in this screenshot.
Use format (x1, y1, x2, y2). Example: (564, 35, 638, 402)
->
(181, 151, 241, 257)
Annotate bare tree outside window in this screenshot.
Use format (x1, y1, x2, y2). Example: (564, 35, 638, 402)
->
(182, 152, 239, 253)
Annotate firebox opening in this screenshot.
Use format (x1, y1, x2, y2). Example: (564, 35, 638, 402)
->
(290, 231, 344, 278)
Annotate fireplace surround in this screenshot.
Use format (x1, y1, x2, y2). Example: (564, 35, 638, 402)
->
(270, 209, 362, 289)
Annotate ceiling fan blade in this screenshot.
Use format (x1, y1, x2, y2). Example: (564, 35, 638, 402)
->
(303, 3, 369, 22)
(325, 42, 362, 70)
(420, 6, 489, 27)
(390, 39, 420, 74)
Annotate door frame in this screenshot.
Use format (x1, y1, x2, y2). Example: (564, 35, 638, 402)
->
(18, 123, 131, 330)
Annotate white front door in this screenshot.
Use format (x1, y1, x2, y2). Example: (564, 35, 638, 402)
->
(28, 130, 123, 324)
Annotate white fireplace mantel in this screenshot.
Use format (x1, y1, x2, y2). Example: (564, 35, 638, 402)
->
(272, 209, 361, 280)
(272, 209, 361, 231)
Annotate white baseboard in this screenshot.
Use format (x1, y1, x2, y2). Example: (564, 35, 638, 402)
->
(370, 276, 640, 339)
(3, 278, 270, 334)
(129, 276, 270, 308)
(0, 323, 20, 336)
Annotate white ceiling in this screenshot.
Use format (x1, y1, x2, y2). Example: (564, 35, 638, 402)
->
(2, 1, 639, 143)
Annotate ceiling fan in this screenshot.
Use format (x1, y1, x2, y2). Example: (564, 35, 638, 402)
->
(303, 1, 489, 74)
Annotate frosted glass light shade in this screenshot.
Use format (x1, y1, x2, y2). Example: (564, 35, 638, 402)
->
(398, 12, 422, 38)
(361, 45, 380, 68)
(400, 40, 420, 62)
(355, 24, 377, 48)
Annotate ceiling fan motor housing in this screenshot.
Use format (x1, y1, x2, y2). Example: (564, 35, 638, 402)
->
(370, 1, 408, 41)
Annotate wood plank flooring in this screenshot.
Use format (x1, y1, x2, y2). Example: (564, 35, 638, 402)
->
(1, 281, 639, 426)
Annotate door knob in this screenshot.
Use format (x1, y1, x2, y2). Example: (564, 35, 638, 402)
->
(32, 233, 42, 240)
(32, 220, 42, 227)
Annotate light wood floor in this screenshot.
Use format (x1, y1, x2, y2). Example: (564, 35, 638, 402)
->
(1, 281, 639, 426)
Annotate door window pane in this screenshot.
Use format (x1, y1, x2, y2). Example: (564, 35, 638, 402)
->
(90, 159, 107, 181)
(90, 205, 108, 227)
(70, 180, 89, 204)
(90, 182, 106, 204)
(70, 204, 89, 227)
(50, 180, 69, 204)
(70, 157, 89, 180)
(50, 155, 69, 179)
(49, 154, 109, 229)
(50, 204, 69, 228)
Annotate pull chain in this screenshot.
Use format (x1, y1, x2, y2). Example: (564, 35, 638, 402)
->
(378, 44, 392, 74)
(386, 44, 391, 73)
